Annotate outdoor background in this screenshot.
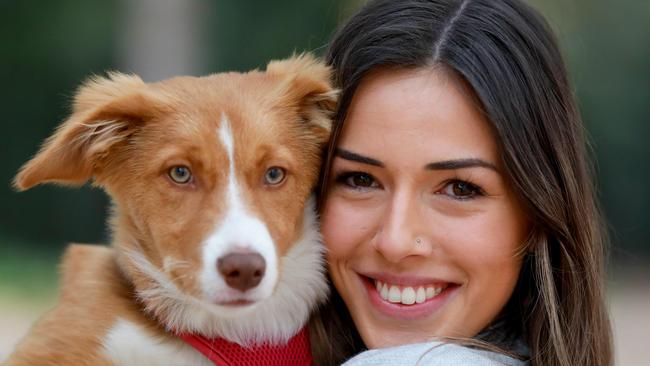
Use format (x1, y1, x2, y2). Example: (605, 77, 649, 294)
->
(0, 0, 648, 364)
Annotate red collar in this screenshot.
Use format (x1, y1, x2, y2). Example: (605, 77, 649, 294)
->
(178, 327, 312, 366)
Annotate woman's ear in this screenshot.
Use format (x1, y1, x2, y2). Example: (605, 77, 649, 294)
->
(266, 53, 339, 143)
(13, 72, 165, 191)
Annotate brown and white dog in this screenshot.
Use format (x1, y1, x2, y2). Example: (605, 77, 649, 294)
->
(7, 54, 334, 365)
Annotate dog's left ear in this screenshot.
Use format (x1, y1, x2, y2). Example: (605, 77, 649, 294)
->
(14, 73, 167, 191)
(266, 53, 338, 142)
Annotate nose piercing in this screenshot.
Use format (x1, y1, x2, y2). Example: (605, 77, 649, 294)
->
(415, 237, 422, 245)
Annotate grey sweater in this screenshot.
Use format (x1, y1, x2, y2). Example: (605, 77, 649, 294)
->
(342, 342, 529, 366)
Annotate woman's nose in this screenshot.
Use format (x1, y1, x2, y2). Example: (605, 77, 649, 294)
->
(373, 190, 430, 262)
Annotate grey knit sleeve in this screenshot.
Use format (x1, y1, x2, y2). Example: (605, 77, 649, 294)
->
(342, 342, 529, 366)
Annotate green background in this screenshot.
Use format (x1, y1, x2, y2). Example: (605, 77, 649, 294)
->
(0, 0, 648, 363)
(2, 0, 647, 276)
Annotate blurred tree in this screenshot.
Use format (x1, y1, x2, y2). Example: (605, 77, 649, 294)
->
(117, 0, 208, 81)
(204, 0, 352, 72)
(1, 0, 120, 250)
(529, 0, 650, 262)
(0, 0, 647, 264)
(0, 0, 351, 253)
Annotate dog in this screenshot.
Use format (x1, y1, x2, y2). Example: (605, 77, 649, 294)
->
(6, 54, 334, 366)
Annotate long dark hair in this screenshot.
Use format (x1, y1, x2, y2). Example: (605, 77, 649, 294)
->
(311, 0, 613, 365)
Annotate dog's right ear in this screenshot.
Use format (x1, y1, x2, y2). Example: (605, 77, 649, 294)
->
(14, 72, 166, 191)
(266, 53, 338, 144)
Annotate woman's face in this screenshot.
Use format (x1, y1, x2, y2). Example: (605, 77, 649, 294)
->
(321, 68, 529, 348)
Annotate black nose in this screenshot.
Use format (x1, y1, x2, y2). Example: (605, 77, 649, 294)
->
(217, 252, 266, 291)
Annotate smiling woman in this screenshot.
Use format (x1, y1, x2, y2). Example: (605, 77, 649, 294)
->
(323, 66, 529, 347)
(310, 0, 613, 365)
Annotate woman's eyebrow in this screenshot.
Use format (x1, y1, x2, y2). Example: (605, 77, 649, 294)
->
(425, 158, 499, 172)
(334, 148, 384, 167)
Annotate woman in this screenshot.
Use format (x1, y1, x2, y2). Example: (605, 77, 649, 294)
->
(310, 0, 613, 365)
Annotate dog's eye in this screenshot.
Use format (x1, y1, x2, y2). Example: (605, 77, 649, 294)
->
(264, 167, 286, 185)
(168, 166, 192, 184)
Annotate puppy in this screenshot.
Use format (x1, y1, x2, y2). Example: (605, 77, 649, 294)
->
(6, 54, 334, 366)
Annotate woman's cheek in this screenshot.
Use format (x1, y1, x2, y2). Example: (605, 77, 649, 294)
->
(449, 213, 525, 297)
(321, 195, 368, 259)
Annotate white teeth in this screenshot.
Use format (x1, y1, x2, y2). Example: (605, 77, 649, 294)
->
(401, 287, 416, 305)
(374, 280, 447, 305)
(416, 287, 426, 303)
(388, 286, 401, 303)
(380, 283, 389, 300)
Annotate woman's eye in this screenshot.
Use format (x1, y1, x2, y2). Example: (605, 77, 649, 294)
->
(168, 165, 192, 184)
(440, 180, 483, 199)
(264, 167, 286, 185)
(337, 172, 378, 190)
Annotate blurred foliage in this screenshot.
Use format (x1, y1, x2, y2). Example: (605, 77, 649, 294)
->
(205, 0, 354, 72)
(0, 234, 59, 302)
(0, 0, 350, 257)
(0, 0, 648, 273)
(529, 0, 650, 264)
(1, 0, 120, 253)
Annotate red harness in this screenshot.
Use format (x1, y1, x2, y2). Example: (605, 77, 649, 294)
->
(178, 327, 312, 366)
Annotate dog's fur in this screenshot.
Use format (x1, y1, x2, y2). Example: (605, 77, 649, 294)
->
(6, 54, 334, 366)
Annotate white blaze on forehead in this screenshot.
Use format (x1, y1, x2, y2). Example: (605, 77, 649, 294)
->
(200, 113, 278, 303)
(219, 112, 235, 161)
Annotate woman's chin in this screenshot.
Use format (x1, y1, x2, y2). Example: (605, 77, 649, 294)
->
(344, 273, 466, 349)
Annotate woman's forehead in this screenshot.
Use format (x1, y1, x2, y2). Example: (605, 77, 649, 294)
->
(338, 67, 500, 168)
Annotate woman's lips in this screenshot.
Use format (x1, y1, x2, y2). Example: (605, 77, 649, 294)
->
(359, 274, 458, 320)
(375, 280, 448, 305)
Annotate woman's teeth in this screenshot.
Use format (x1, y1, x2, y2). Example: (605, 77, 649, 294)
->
(375, 280, 446, 305)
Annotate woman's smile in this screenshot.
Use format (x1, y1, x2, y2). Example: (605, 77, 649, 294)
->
(359, 273, 460, 320)
(321, 67, 529, 348)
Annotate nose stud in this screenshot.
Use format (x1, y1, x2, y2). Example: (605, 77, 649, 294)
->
(415, 237, 422, 245)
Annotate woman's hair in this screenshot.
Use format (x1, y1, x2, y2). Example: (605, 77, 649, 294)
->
(310, 0, 613, 365)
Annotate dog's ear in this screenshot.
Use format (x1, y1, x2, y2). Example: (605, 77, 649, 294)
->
(14, 72, 165, 191)
(266, 53, 338, 142)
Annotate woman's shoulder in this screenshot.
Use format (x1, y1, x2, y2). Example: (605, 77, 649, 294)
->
(342, 341, 529, 366)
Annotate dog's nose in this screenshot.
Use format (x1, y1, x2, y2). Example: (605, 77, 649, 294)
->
(217, 252, 266, 291)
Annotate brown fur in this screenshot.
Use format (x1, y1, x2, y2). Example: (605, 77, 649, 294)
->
(5, 245, 169, 366)
(7, 54, 335, 365)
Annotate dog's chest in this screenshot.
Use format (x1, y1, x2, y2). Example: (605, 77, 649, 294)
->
(101, 318, 213, 366)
